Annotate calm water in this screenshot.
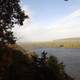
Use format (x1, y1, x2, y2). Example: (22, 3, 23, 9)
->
(33, 48, 80, 80)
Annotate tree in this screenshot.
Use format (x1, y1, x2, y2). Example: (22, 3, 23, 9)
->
(0, 0, 29, 47)
(0, 1, 28, 79)
(31, 51, 74, 80)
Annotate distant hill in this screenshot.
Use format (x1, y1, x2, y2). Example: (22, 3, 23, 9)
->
(55, 37, 80, 41)
(18, 37, 80, 49)
(52, 37, 80, 48)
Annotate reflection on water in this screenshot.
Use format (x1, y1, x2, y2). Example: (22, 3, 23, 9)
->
(33, 48, 80, 80)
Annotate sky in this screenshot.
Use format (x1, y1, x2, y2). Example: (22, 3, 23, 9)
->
(13, 0, 80, 42)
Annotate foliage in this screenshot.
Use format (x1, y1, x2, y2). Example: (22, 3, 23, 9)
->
(31, 51, 74, 80)
(0, 0, 28, 46)
(0, 48, 74, 80)
(0, 1, 28, 79)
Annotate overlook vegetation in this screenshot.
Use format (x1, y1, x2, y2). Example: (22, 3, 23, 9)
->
(0, 47, 74, 80)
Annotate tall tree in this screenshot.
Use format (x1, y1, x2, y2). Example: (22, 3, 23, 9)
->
(0, 0, 28, 47)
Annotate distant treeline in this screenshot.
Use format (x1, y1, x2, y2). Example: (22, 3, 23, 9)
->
(19, 38, 80, 49)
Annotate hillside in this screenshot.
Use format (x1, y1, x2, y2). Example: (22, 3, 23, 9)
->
(18, 37, 80, 49)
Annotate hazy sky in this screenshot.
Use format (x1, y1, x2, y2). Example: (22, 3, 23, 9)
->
(13, 0, 80, 42)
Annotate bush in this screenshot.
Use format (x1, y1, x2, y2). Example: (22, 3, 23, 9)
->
(0, 48, 74, 80)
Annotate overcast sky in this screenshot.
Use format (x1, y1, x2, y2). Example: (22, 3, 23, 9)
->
(13, 0, 80, 42)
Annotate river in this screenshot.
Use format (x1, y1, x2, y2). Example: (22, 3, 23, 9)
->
(32, 48, 80, 80)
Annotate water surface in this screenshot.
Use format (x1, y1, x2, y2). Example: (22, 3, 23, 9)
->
(33, 48, 80, 80)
